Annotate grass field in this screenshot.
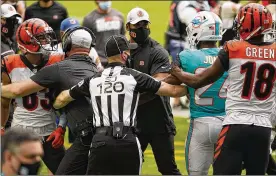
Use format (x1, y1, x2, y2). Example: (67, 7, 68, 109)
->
(26, 1, 171, 46)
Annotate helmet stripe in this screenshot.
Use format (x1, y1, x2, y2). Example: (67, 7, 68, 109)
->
(250, 7, 254, 32)
(215, 20, 219, 36)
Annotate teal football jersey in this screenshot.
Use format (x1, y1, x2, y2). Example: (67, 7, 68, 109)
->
(179, 48, 228, 119)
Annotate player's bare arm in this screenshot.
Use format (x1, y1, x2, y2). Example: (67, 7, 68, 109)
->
(1, 72, 12, 127)
(157, 82, 187, 97)
(162, 74, 182, 85)
(170, 58, 225, 89)
(153, 72, 169, 80)
(1, 79, 45, 99)
(53, 90, 74, 109)
(140, 72, 171, 96)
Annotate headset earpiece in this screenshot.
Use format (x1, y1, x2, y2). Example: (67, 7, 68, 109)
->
(62, 26, 96, 53)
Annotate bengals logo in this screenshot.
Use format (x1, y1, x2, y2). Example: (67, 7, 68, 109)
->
(137, 10, 144, 17)
(8, 6, 14, 11)
(2, 27, 8, 34)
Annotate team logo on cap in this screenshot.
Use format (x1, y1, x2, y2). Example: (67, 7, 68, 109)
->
(137, 10, 144, 17)
(8, 6, 14, 11)
(69, 19, 76, 24)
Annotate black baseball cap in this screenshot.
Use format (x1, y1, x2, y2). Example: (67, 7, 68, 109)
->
(104, 35, 137, 57)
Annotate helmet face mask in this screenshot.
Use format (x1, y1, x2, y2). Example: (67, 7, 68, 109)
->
(186, 11, 223, 48)
(264, 14, 275, 42)
(32, 28, 58, 52)
(16, 18, 58, 54)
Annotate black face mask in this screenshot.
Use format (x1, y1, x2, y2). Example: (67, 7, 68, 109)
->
(129, 28, 150, 45)
(1, 17, 18, 38)
(17, 161, 41, 175)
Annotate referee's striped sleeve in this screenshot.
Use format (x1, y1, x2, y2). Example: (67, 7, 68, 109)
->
(128, 68, 161, 93)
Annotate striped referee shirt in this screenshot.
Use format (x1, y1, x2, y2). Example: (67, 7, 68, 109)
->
(69, 62, 161, 127)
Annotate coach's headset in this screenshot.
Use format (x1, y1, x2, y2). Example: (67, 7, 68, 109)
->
(61, 26, 96, 53)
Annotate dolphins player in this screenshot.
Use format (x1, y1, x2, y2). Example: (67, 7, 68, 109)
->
(176, 11, 228, 175)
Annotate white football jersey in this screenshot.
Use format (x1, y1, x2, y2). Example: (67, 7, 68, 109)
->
(4, 54, 63, 136)
(222, 40, 276, 128)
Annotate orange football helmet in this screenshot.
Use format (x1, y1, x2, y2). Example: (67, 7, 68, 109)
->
(16, 18, 57, 54)
(236, 3, 272, 40)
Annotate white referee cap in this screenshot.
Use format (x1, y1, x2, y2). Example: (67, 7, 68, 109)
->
(71, 29, 92, 49)
(127, 7, 150, 24)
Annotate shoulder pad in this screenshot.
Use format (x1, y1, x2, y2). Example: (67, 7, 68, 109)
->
(1, 54, 21, 73)
(48, 54, 64, 65)
(179, 49, 192, 57)
(225, 40, 244, 52)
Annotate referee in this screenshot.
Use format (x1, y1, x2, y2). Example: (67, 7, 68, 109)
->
(53, 35, 187, 175)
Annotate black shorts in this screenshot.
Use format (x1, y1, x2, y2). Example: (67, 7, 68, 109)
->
(213, 124, 271, 175)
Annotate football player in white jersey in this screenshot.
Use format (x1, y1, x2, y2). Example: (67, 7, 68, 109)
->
(165, 0, 210, 109)
(1, 18, 66, 174)
(170, 3, 275, 175)
(175, 11, 228, 175)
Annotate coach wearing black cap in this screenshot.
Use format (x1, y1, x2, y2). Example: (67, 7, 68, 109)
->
(53, 35, 188, 175)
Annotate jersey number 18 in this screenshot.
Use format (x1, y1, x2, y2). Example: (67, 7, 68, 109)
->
(240, 62, 275, 100)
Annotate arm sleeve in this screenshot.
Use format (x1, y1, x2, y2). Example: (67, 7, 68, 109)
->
(130, 69, 161, 93)
(150, 48, 171, 75)
(69, 77, 91, 99)
(30, 64, 59, 88)
(218, 48, 230, 71)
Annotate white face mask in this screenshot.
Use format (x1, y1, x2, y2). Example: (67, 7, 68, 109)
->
(98, 1, 112, 11)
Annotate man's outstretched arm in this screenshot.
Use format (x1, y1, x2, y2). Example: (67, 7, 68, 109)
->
(1, 79, 45, 99)
(156, 82, 187, 97)
(171, 58, 225, 89)
(54, 77, 91, 109)
(53, 90, 74, 109)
